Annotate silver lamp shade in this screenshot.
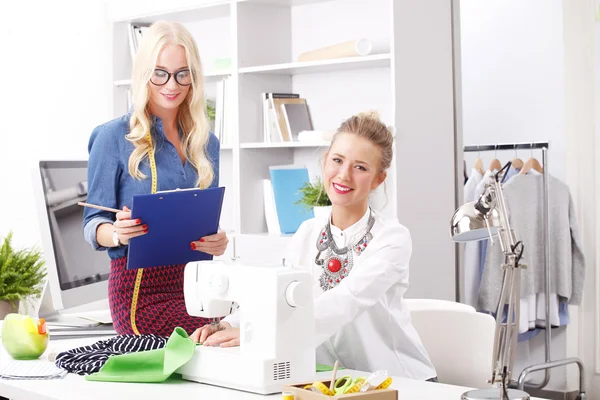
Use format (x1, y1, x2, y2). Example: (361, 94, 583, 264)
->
(450, 201, 501, 242)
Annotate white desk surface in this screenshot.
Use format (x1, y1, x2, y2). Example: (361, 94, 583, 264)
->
(0, 336, 547, 400)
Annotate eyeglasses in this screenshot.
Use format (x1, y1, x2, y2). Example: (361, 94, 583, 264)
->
(150, 68, 192, 86)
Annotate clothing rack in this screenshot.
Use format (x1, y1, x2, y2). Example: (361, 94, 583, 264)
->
(463, 141, 585, 397)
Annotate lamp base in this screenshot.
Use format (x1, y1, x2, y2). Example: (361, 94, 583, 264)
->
(461, 388, 530, 400)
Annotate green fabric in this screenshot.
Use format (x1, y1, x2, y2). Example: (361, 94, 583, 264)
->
(316, 363, 346, 372)
(85, 327, 195, 383)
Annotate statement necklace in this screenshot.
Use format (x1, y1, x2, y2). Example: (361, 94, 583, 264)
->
(315, 210, 375, 291)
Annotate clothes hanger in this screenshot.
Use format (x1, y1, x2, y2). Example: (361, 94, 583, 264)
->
(488, 144, 502, 172)
(510, 144, 524, 170)
(519, 142, 544, 174)
(473, 146, 485, 175)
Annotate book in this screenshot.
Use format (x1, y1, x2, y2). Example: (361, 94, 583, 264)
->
(128, 24, 151, 60)
(272, 98, 309, 142)
(269, 166, 314, 234)
(281, 103, 314, 141)
(262, 93, 300, 143)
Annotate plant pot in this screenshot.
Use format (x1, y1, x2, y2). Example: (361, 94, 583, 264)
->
(313, 206, 332, 220)
(0, 300, 18, 320)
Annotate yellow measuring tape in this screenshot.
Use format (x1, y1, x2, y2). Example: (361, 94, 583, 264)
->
(310, 382, 334, 396)
(344, 378, 366, 394)
(129, 133, 158, 335)
(376, 376, 392, 390)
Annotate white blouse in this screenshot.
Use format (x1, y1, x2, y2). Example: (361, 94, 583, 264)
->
(224, 208, 436, 380)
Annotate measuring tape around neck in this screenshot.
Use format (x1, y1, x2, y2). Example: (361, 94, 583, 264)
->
(129, 133, 158, 335)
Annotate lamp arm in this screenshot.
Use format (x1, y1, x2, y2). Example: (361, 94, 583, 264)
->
(488, 178, 526, 398)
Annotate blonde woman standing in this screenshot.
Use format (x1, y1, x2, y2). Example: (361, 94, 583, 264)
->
(83, 21, 228, 336)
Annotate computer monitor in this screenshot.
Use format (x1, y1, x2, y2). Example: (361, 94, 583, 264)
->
(31, 160, 110, 316)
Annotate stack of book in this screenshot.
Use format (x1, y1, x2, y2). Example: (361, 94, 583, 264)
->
(214, 77, 233, 145)
(262, 93, 314, 143)
(128, 23, 150, 61)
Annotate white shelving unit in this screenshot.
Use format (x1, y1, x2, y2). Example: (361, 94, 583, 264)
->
(107, 0, 460, 301)
(109, 0, 395, 255)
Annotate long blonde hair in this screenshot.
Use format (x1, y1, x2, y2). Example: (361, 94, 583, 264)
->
(127, 21, 213, 188)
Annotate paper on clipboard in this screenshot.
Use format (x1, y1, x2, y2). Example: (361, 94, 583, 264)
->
(126, 186, 225, 270)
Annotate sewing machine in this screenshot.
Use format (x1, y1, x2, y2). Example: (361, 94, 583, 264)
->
(176, 260, 315, 394)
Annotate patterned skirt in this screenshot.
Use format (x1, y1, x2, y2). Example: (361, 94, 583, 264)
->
(108, 257, 214, 336)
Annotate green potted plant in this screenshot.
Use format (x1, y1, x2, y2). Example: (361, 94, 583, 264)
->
(296, 177, 332, 220)
(0, 231, 47, 319)
(205, 100, 216, 122)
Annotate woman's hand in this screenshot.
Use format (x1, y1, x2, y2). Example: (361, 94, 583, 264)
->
(203, 327, 240, 348)
(113, 206, 147, 245)
(190, 321, 233, 344)
(191, 230, 229, 256)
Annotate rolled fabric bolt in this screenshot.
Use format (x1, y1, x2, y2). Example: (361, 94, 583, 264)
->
(297, 39, 373, 62)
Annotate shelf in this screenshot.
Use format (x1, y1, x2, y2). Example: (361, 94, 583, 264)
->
(239, 54, 391, 75)
(247, 0, 336, 5)
(240, 141, 330, 149)
(114, 79, 132, 87)
(111, 3, 230, 24)
(205, 71, 232, 81)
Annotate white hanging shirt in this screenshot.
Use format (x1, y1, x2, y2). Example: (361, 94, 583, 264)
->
(224, 209, 437, 380)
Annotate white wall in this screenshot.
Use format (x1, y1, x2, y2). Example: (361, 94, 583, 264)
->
(460, 0, 575, 393)
(393, 0, 457, 301)
(591, 7, 600, 395)
(460, 0, 566, 182)
(0, 0, 112, 250)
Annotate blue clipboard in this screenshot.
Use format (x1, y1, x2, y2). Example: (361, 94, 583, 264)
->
(126, 186, 225, 270)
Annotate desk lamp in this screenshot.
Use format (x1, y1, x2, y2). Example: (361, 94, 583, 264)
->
(450, 162, 530, 400)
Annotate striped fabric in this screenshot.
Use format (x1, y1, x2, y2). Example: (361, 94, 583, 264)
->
(55, 334, 167, 375)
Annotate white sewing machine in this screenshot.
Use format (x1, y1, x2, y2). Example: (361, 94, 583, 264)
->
(176, 260, 316, 394)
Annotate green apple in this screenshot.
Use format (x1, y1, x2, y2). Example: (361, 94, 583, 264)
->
(2, 313, 49, 360)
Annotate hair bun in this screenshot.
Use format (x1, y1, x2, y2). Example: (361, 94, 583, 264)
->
(355, 110, 381, 120)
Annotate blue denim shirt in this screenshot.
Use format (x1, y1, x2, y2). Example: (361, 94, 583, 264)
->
(83, 113, 220, 259)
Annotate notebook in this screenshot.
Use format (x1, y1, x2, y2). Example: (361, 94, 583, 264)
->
(0, 360, 67, 380)
(269, 166, 314, 234)
(127, 186, 225, 270)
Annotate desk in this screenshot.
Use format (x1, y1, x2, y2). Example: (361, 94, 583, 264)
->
(0, 336, 547, 400)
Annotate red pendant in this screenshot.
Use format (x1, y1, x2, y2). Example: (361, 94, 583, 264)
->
(328, 258, 342, 273)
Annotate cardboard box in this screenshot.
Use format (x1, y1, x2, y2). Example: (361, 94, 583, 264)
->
(282, 381, 398, 400)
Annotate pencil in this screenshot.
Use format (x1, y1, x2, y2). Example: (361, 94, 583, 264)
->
(77, 202, 122, 214)
(329, 360, 339, 392)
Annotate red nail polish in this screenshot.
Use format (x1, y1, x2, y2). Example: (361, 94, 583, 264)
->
(143, 224, 148, 229)
(136, 219, 141, 224)
(191, 243, 196, 250)
(144, 229, 148, 233)
(200, 238, 204, 242)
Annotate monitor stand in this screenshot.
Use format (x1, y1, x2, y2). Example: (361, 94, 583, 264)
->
(36, 282, 117, 338)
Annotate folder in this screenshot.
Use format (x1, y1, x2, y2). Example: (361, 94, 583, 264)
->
(127, 187, 225, 270)
(269, 166, 314, 234)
